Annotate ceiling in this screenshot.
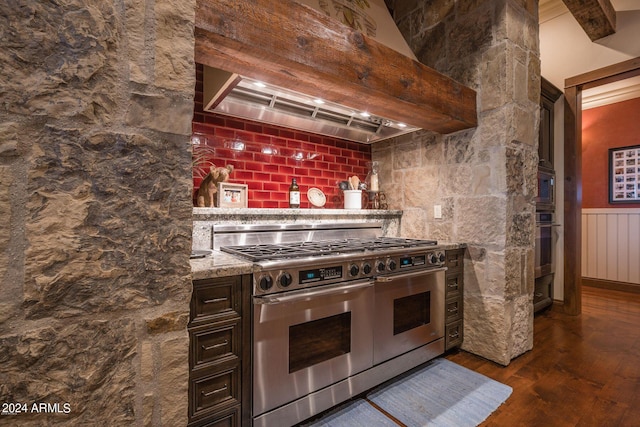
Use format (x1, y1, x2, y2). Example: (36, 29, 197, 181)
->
(539, 0, 640, 109)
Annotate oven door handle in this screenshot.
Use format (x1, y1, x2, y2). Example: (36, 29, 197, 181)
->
(253, 279, 374, 305)
(375, 266, 447, 283)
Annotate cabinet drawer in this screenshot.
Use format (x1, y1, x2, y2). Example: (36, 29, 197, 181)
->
(445, 270, 463, 299)
(445, 249, 464, 271)
(445, 319, 463, 350)
(188, 405, 239, 427)
(208, 406, 239, 427)
(191, 368, 240, 419)
(191, 322, 240, 370)
(445, 297, 462, 323)
(192, 278, 241, 323)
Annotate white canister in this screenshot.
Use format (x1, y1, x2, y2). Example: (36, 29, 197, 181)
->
(344, 190, 362, 209)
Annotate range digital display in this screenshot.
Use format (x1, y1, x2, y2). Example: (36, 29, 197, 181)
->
(299, 266, 342, 284)
(400, 255, 426, 268)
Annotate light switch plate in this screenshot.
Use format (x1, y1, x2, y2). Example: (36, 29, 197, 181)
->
(434, 205, 442, 219)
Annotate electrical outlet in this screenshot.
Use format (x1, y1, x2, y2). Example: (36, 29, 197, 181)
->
(434, 205, 442, 219)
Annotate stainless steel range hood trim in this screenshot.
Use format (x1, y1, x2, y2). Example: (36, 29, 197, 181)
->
(203, 65, 420, 144)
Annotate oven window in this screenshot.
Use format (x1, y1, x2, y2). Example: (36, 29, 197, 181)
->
(393, 292, 430, 335)
(289, 313, 351, 373)
(537, 227, 552, 267)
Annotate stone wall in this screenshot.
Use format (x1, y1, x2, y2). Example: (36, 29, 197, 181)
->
(380, 0, 539, 365)
(1, 1, 194, 425)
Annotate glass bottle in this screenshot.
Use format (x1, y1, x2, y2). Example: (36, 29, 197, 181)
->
(289, 178, 300, 208)
(366, 161, 380, 192)
(365, 161, 380, 209)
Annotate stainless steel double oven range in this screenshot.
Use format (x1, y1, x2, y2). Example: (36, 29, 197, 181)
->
(216, 223, 446, 427)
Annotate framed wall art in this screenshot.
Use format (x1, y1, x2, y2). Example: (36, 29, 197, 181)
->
(609, 145, 640, 203)
(217, 182, 248, 208)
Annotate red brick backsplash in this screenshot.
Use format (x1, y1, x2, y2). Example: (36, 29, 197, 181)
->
(193, 64, 372, 209)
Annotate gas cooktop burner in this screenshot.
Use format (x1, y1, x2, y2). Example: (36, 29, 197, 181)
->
(220, 237, 437, 262)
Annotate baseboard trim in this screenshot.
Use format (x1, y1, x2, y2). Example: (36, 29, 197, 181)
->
(582, 277, 640, 294)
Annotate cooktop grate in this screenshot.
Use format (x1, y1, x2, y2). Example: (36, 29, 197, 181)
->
(220, 237, 437, 262)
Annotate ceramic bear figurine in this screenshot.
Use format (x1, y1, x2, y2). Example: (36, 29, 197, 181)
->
(196, 164, 235, 207)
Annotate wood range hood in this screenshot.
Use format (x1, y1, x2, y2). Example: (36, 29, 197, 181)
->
(195, 0, 478, 138)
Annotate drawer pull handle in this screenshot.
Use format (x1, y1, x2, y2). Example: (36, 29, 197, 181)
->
(202, 340, 229, 351)
(447, 283, 458, 288)
(202, 297, 228, 304)
(202, 384, 227, 397)
(447, 307, 459, 313)
(449, 332, 460, 339)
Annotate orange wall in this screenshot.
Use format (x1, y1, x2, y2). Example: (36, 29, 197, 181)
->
(582, 97, 640, 208)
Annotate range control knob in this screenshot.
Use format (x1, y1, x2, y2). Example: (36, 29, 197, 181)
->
(362, 262, 372, 275)
(429, 253, 439, 264)
(258, 274, 273, 291)
(349, 264, 360, 277)
(278, 272, 293, 288)
(438, 252, 446, 263)
(376, 260, 386, 272)
(388, 259, 397, 271)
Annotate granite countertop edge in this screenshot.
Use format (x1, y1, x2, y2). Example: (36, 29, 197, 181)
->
(193, 207, 404, 220)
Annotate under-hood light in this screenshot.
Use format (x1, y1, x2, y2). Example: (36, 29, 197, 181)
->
(202, 66, 421, 144)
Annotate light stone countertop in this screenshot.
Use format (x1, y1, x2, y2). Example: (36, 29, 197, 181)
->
(190, 250, 255, 281)
(437, 242, 468, 251)
(192, 207, 404, 221)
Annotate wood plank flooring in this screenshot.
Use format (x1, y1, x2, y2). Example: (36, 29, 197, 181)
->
(446, 286, 640, 427)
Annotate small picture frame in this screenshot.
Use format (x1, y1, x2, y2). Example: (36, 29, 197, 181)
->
(609, 145, 640, 203)
(217, 182, 248, 208)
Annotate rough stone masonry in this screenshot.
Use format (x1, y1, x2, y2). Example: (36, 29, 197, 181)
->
(1, 0, 195, 425)
(379, 0, 540, 365)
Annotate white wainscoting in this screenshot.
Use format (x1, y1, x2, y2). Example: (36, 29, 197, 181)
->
(582, 208, 640, 284)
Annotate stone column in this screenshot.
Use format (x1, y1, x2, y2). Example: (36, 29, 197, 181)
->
(380, 0, 540, 365)
(1, 0, 195, 424)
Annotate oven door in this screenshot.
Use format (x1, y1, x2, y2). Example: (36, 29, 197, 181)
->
(252, 279, 375, 417)
(373, 268, 445, 365)
(535, 212, 558, 278)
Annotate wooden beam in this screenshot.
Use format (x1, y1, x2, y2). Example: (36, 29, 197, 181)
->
(565, 56, 640, 89)
(195, 0, 477, 134)
(562, 0, 616, 41)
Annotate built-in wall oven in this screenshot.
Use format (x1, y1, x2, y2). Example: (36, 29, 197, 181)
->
(216, 223, 446, 427)
(534, 212, 558, 311)
(536, 168, 555, 212)
(535, 212, 555, 278)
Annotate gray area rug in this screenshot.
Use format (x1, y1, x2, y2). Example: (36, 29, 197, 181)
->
(301, 398, 397, 427)
(303, 358, 512, 426)
(367, 358, 512, 426)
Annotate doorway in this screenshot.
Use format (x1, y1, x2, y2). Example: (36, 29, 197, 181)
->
(563, 56, 640, 315)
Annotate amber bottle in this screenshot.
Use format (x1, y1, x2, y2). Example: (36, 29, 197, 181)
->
(289, 178, 300, 208)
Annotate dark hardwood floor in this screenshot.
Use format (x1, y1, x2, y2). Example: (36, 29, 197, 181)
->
(446, 286, 640, 427)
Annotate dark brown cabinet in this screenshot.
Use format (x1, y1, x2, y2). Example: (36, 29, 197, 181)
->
(189, 275, 251, 427)
(444, 249, 464, 350)
(539, 77, 562, 170)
